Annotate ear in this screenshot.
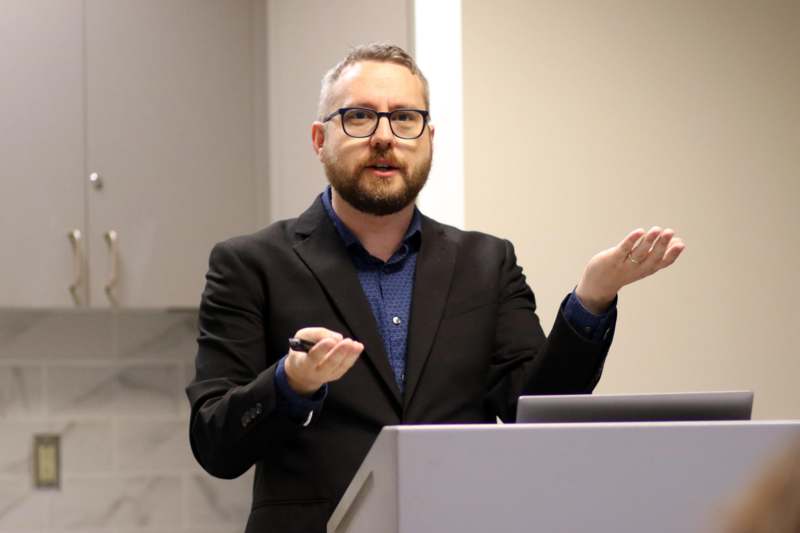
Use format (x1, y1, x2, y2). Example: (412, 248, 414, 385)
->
(311, 121, 326, 156)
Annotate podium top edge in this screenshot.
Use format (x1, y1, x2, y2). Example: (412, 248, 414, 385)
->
(518, 390, 753, 400)
(383, 420, 800, 433)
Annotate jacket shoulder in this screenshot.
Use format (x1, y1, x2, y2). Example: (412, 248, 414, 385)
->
(209, 218, 298, 262)
(423, 215, 512, 254)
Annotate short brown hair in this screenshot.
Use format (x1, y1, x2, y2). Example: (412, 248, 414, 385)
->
(317, 43, 430, 120)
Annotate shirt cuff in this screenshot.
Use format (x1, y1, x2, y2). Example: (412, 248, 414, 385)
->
(562, 289, 617, 343)
(274, 355, 327, 426)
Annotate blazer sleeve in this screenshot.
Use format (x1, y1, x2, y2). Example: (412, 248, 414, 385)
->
(486, 239, 614, 422)
(186, 239, 289, 479)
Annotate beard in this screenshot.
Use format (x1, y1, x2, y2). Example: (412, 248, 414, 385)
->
(321, 146, 432, 216)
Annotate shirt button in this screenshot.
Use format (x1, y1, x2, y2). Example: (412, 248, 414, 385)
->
(583, 326, 592, 335)
(392, 316, 401, 325)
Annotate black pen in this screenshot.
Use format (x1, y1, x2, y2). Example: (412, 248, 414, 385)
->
(288, 337, 316, 353)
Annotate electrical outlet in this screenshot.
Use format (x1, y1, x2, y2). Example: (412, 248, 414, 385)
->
(33, 434, 60, 489)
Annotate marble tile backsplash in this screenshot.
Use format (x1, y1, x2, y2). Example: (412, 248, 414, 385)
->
(0, 309, 252, 533)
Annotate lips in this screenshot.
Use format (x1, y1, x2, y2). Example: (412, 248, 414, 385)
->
(362, 158, 402, 177)
(365, 160, 400, 172)
(367, 167, 398, 179)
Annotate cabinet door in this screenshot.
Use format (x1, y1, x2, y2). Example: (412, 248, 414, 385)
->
(0, 0, 87, 307)
(85, 0, 259, 308)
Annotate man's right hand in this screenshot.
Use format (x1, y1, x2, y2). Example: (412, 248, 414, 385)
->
(284, 327, 364, 396)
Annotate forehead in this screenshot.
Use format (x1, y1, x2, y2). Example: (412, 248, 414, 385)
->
(330, 60, 426, 109)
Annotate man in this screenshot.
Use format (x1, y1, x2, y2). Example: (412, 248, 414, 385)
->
(186, 44, 684, 533)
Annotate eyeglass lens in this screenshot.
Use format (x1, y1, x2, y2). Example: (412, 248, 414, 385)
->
(342, 109, 425, 139)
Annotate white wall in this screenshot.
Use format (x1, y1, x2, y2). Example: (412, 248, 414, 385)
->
(463, 0, 800, 418)
(414, 0, 465, 229)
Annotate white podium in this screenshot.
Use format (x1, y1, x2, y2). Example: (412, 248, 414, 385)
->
(328, 421, 800, 533)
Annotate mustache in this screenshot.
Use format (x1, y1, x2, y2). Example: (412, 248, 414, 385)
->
(361, 152, 403, 169)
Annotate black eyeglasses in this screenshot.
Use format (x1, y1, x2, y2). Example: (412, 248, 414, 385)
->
(322, 107, 430, 139)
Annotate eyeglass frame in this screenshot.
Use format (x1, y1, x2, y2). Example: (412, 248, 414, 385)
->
(322, 107, 431, 139)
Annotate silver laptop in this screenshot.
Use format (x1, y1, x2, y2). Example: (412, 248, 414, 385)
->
(515, 391, 753, 423)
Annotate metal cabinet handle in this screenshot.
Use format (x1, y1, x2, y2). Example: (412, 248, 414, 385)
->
(67, 229, 83, 304)
(104, 230, 119, 305)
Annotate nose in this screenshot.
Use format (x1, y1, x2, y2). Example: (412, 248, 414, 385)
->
(370, 115, 395, 148)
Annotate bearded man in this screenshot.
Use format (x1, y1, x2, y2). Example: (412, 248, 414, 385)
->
(186, 43, 684, 533)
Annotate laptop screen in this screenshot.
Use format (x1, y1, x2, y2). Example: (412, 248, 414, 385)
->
(515, 391, 753, 423)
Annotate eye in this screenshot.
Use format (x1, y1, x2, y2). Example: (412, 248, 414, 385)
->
(344, 109, 375, 123)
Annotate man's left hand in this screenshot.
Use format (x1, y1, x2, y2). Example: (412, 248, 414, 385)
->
(575, 226, 686, 314)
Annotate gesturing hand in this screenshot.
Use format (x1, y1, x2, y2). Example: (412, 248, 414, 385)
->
(284, 327, 364, 396)
(575, 227, 686, 314)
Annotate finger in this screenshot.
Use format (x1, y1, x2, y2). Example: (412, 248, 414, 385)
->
(315, 338, 361, 372)
(616, 228, 646, 260)
(659, 238, 685, 268)
(629, 226, 661, 263)
(330, 340, 364, 377)
(303, 337, 338, 364)
(293, 327, 344, 345)
(642, 228, 675, 269)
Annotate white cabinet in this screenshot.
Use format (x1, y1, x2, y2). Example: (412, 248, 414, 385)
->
(1, 0, 263, 308)
(0, 0, 86, 307)
(84, 0, 260, 307)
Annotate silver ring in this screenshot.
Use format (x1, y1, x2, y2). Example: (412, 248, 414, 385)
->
(628, 255, 641, 264)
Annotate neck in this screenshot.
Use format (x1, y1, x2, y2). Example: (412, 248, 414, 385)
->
(330, 189, 415, 262)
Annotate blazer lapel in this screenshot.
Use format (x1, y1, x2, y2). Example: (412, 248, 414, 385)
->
(292, 199, 402, 407)
(403, 216, 457, 409)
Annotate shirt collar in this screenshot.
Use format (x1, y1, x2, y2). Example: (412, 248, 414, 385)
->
(320, 185, 422, 253)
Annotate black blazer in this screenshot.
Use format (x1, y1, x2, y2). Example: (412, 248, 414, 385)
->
(186, 197, 613, 533)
